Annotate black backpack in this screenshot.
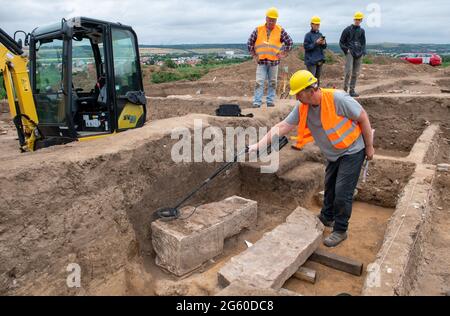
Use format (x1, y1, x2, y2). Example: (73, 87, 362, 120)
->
(215, 104, 254, 118)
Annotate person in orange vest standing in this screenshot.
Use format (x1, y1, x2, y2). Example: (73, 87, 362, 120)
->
(248, 70, 375, 247)
(247, 7, 293, 108)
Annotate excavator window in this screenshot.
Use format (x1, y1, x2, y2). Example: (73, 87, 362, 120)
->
(72, 37, 98, 94)
(34, 37, 66, 124)
(111, 28, 140, 97)
(69, 29, 110, 134)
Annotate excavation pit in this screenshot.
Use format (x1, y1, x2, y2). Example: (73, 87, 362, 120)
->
(0, 94, 448, 296)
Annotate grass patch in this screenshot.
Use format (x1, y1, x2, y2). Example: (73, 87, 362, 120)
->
(441, 55, 450, 68)
(324, 50, 337, 64)
(298, 50, 305, 61)
(150, 57, 250, 84)
(151, 67, 208, 84)
(362, 55, 374, 64)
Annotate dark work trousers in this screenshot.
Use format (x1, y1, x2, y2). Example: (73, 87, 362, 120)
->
(307, 63, 323, 86)
(321, 149, 366, 232)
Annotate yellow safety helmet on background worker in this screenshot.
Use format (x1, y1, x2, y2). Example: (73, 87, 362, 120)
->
(266, 7, 279, 19)
(310, 16, 321, 24)
(289, 70, 318, 95)
(354, 11, 364, 20)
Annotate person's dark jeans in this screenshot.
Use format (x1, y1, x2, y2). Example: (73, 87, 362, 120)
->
(321, 149, 366, 232)
(307, 63, 323, 86)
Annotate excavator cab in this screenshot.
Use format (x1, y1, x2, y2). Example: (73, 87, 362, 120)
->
(2, 17, 146, 151)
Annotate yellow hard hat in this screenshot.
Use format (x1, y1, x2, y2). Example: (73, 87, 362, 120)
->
(289, 70, 318, 95)
(266, 7, 279, 19)
(311, 16, 321, 24)
(354, 11, 364, 20)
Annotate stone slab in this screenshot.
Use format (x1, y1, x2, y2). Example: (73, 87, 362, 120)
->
(218, 207, 323, 289)
(152, 196, 257, 276)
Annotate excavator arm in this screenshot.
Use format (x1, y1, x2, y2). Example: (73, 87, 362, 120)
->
(0, 27, 42, 152)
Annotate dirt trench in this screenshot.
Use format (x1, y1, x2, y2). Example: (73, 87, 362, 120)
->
(146, 97, 253, 121)
(0, 109, 289, 295)
(360, 95, 450, 154)
(0, 94, 449, 296)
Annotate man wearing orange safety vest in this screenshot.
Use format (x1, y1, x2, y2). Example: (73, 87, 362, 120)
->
(247, 7, 293, 108)
(249, 70, 374, 247)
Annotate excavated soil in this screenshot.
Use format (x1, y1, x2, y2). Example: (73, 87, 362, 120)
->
(359, 96, 450, 153)
(437, 78, 450, 91)
(138, 149, 409, 297)
(0, 122, 412, 296)
(1, 52, 450, 296)
(361, 79, 423, 95)
(356, 159, 416, 208)
(410, 171, 450, 296)
(144, 48, 441, 98)
(0, 100, 8, 113)
(147, 97, 253, 121)
(433, 123, 450, 164)
(285, 202, 394, 296)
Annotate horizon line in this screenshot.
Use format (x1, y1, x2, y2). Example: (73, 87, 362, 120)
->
(139, 42, 450, 46)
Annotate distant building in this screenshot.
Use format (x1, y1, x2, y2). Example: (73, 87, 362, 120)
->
(140, 56, 151, 64)
(218, 51, 250, 59)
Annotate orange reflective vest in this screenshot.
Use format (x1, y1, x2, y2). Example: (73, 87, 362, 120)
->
(255, 24, 283, 61)
(293, 89, 362, 150)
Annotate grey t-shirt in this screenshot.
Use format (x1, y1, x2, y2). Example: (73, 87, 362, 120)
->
(284, 90, 365, 162)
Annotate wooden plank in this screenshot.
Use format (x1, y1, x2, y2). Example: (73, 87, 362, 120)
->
(294, 267, 317, 284)
(309, 249, 363, 276)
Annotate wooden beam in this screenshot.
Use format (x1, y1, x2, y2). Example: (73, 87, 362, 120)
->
(309, 249, 363, 276)
(294, 267, 317, 284)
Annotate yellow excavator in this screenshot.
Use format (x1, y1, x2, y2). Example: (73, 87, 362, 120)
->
(0, 17, 147, 152)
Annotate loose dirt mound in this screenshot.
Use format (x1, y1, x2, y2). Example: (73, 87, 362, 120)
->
(202, 47, 324, 82)
(0, 100, 8, 113)
(360, 96, 450, 153)
(147, 97, 253, 121)
(144, 48, 441, 98)
(437, 78, 450, 90)
(357, 159, 416, 208)
(200, 48, 439, 84)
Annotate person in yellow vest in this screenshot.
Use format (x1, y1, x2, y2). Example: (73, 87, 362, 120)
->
(247, 7, 293, 108)
(248, 70, 375, 247)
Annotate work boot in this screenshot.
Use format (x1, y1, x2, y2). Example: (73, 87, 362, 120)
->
(349, 90, 360, 97)
(317, 214, 334, 228)
(323, 231, 348, 247)
(267, 103, 275, 107)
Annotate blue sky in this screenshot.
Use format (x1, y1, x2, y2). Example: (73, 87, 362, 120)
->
(1, 0, 449, 45)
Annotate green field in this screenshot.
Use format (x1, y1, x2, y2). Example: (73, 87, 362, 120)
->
(150, 57, 250, 84)
(441, 55, 450, 68)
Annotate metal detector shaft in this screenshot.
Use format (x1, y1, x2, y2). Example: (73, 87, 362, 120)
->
(173, 160, 236, 209)
(173, 136, 288, 210)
